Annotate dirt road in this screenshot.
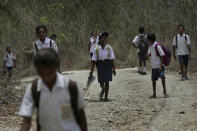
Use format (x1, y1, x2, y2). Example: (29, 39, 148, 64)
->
(0, 68, 197, 131)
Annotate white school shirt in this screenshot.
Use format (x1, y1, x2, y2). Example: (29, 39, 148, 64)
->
(33, 37, 58, 55)
(90, 36, 99, 53)
(4, 52, 16, 67)
(173, 33, 191, 55)
(19, 73, 85, 131)
(148, 42, 165, 69)
(132, 34, 147, 53)
(92, 45, 115, 61)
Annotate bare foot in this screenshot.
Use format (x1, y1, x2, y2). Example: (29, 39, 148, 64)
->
(163, 93, 169, 98)
(149, 95, 156, 99)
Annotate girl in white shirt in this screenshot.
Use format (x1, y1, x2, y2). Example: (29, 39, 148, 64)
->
(88, 30, 99, 58)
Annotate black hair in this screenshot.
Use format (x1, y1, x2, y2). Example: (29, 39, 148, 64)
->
(177, 24, 184, 30)
(6, 46, 10, 50)
(139, 27, 144, 34)
(98, 32, 109, 45)
(91, 30, 96, 36)
(33, 48, 60, 68)
(36, 25, 48, 34)
(50, 34, 57, 39)
(147, 33, 156, 42)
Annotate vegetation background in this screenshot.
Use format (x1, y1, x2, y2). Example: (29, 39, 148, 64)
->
(0, 0, 197, 73)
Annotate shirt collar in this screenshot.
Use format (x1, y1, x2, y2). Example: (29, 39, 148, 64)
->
(37, 72, 65, 92)
(98, 44, 108, 49)
(178, 33, 186, 37)
(38, 37, 51, 44)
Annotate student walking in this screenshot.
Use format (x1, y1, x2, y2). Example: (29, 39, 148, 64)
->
(33, 25, 58, 55)
(3, 46, 16, 77)
(88, 30, 99, 58)
(19, 48, 87, 131)
(90, 32, 116, 101)
(173, 24, 191, 81)
(132, 27, 148, 75)
(147, 33, 168, 98)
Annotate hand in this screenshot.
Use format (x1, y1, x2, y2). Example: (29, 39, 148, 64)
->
(113, 69, 116, 76)
(174, 55, 177, 61)
(189, 54, 191, 61)
(89, 70, 93, 76)
(158, 66, 162, 72)
(14, 65, 16, 68)
(146, 54, 151, 57)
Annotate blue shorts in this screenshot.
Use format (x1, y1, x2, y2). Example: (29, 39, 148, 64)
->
(152, 66, 165, 81)
(138, 52, 147, 62)
(178, 55, 189, 66)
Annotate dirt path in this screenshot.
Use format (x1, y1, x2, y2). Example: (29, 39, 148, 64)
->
(0, 68, 197, 131)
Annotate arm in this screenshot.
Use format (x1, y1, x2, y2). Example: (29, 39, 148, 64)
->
(88, 42, 91, 52)
(13, 59, 16, 68)
(3, 60, 6, 68)
(77, 109, 88, 131)
(188, 45, 191, 60)
(90, 60, 96, 75)
(112, 59, 116, 75)
(173, 46, 177, 60)
(132, 43, 138, 49)
(20, 117, 32, 131)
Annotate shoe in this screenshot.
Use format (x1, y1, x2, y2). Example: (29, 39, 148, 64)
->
(141, 72, 147, 75)
(180, 77, 185, 81)
(184, 76, 189, 80)
(104, 98, 110, 102)
(137, 70, 141, 74)
(99, 91, 104, 101)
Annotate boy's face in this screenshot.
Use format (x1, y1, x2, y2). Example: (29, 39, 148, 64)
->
(36, 66, 57, 85)
(178, 26, 184, 35)
(100, 36, 107, 45)
(37, 28, 47, 40)
(147, 39, 153, 45)
(93, 31, 97, 37)
(7, 48, 11, 53)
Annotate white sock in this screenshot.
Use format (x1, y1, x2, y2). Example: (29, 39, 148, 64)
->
(139, 67, 142, 72)
(144, 67, 146, 72)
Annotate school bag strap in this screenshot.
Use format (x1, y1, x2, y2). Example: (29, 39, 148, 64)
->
(31, 78, 40, 131)
(50, 39, 52, 48)
(68, 80, 80, 126)
(34, 43, 38, 53)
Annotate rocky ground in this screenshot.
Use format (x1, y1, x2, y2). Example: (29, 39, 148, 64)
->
(0, 68, 197, 131)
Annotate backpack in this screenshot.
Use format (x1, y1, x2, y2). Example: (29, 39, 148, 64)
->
(175, 35, 187, 48)
(96, 44, 111, 59)
(138, 34, 148, 55)
(31, 79, 80, 131)
(155, 42, 171, 66)
(35, 40, 52, 53)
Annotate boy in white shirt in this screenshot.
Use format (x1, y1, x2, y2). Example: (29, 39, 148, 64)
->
(19, 48, 87, 131)
(147, 33, 168, 98)
(173, 25, 191, 81)
(3, 46, 16, 77)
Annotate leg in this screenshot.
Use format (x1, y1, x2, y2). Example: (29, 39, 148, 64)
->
(184, 55, 189, 79)
(150, 80, 156, 98)
(104, 82, 109, 100)
(142, 58, 147, 75)
(180, 63, 184, 77)
(178, 55, 185, 80)
(99, 82, 105, 100)
(161, 78, 168, 97)
(138, 53, 142, 73)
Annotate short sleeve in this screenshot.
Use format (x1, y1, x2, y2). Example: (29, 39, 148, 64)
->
(110, 47, 115, 59)
(76, 84, 85, 109)
(19, 85, 35, 117)
(90, 37, 94, 44)
(92, 49, 97, 61)
(52, 40, 58, 53)
(186, 35, 191, 45)
(173, 36, 176, 46)
(148, 47, 151, 54)
(132, 36, 139, 44)
(157, 45, 165, 56)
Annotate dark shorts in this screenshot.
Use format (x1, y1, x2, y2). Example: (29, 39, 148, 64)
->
(152, 66, 165, 81)
(138, 52, 147, 62)
(178, 55, 189, 66)
(7, 67, 13, 72)
(90, 53, 93, 58)
(96, 60, 112, 82)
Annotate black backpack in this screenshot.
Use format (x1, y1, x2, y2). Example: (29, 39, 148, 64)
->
(31, 79, 80, 131)
(138, 34, 148, 55)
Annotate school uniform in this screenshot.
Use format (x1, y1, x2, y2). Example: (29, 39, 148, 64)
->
(4, 52, 16, 71)
(90, 36, 99, 58)
(92, 45, 115, 82)
(33, 37, 58, 55)
(148, 42, 165, 81)
(173, 33, 191, 66)
(19, 73, 85, 131)
(132, 34, 147, 62)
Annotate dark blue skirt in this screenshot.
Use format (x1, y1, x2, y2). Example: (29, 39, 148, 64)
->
(96, 60, 113, 82)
